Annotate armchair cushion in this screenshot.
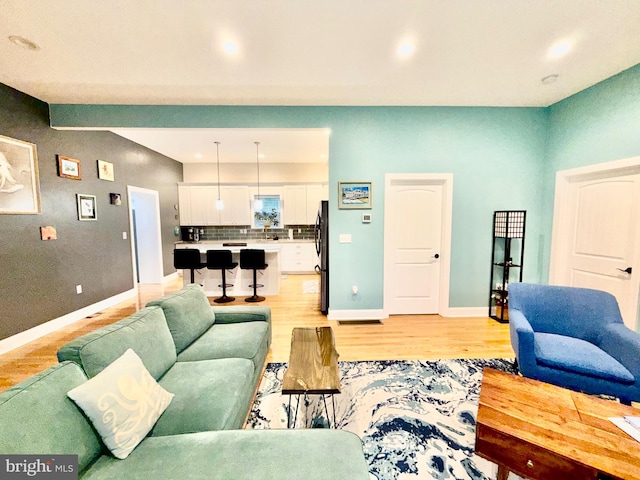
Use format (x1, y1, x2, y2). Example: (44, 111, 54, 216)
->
(534, 333, 634, 384)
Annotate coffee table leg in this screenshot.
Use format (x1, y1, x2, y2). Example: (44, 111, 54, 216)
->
(332, 394, 337, 427)
(496, 464, 510, 480)
(322, 394, 331, 428)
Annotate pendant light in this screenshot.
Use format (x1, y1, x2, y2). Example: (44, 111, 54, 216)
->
(254, 141, 263, 210)
(215, 141, 224, 210)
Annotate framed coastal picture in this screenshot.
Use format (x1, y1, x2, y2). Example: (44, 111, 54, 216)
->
(338, 181, 372, 209)
(97, 160, 114, 181)
(0, 134, 41, 214)
(77, 194, 97, 221)
(57, 155, 81, 180)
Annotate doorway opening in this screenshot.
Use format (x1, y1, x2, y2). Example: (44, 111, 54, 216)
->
(128, 186, 163, 285)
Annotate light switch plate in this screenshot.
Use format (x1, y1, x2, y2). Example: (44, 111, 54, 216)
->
(339, 234, 352, 243)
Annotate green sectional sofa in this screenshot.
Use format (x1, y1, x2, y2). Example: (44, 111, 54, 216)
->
(0, 284, 371, 479)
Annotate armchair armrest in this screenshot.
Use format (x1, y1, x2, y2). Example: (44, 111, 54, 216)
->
(211, 306, 271, 325)
(509, 309, 536, 371)
(599, 324, 640, 379)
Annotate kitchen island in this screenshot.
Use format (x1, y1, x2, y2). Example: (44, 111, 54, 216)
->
(174, 242, 281, 297)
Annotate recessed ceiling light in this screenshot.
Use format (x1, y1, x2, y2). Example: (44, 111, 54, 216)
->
(541, 74, 559, 85)
(195, 153, 203, 159)
(548, 39, 573, 59)
(222, 40, 239, 55)
(8, 35, 39, 51)
(259, 153, 265, 159)
(397, 42, 415, 59)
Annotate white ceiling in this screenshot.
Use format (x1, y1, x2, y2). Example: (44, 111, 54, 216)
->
(112, 128, 330, 164)
(1, 0, 640, 163)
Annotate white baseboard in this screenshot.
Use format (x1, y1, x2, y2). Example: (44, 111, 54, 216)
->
(164, 272, 179, 282)
(441, 306, 489, 318)
(0, 288, 138, 356)
(327, 309, 388, 322)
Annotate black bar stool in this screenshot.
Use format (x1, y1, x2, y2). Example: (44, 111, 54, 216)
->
(173, 248, 206, 284)
(206, 250, 238, 303)
(240, 249, 268, 303)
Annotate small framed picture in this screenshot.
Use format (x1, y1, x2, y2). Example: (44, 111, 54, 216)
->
(97, 160, 114, 181)
(338, 181, 372, 209)
(77, 194, 97, 221)
(110, 193, 122, 205)
(57, 155, 81, 180)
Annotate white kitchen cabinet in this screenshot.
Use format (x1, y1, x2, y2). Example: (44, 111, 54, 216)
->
(280, 242, 318, 273)
(178, 185, 192, 226)
(178, 185, 217, 225)
(305, 184, 329, 224)
(219, 186, 251, 225)
(179, 185, 250, 226)
(283, 185, 307, 225)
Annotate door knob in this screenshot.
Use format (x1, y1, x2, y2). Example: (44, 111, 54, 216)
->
(617, 267, 633, 274)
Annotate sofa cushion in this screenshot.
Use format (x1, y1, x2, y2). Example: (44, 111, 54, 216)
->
(146, 284, 216, 354)
(177, 322, 269, 371)
(57, 306, 177, 380)
(534, 333, 635, 384)
(81, 429, 371, 480)
(152, 358, 255, 435)
(68, 349, 174, 459)
(0, 362, 102, 473)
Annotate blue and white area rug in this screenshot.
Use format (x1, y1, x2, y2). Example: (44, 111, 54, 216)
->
(247, 358, 522, 480)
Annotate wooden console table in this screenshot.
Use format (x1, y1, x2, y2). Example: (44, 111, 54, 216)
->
(475, 368, 640, 480)
(282, 327, 341, 428)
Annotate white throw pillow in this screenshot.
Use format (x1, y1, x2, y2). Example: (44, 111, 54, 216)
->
(67, 348, 174, 459)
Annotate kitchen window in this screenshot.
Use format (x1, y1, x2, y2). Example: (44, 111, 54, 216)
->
(254, 195, 281, 228)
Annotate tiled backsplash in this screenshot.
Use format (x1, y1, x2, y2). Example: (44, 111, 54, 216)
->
(193, 225, 315, 242)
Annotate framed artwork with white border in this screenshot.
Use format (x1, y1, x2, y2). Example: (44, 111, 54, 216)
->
(0, 134, 41, 214)
(97, 160, 114, 181)
(77, 194, 97, 221)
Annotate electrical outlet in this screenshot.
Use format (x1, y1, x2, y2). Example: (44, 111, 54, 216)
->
(122, 231, 128, 240)
(352, 285, 358, 295)
(339, 234, 352, 243)
(76, 285, 82, 294)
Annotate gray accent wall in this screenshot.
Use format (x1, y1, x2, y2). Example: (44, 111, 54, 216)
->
(0, 83, 182, 340)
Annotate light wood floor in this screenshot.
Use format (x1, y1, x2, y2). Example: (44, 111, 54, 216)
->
(0, 274, 514, 392)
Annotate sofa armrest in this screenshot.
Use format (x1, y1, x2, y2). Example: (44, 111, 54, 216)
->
(211, 306, 271, 325)
(509, 309, 536, 371)
(599, 323, 640, 378)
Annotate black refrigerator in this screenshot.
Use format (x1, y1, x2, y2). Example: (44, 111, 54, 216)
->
(315, 200, 329, 314)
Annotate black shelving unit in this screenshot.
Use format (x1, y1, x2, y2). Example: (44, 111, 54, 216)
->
(489, 210, 526, 323)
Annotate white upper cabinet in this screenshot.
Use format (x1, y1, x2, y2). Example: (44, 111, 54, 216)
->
(179, 183, 326, 226)
(283, 185, 307, 225)
(219, 186, 251, 225)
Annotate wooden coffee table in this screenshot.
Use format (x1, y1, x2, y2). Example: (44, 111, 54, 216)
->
(475, 368, 640, 480)
(282, 327, 341, 428)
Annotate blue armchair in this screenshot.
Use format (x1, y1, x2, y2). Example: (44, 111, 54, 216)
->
(508, 283, 640, 404)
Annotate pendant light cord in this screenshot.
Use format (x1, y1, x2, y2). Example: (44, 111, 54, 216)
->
(215, 141, 221, 200)
(255, 141, 261, 200)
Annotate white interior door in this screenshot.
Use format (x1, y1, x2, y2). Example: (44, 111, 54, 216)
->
(552, 172, 640, 329)
(385, 181, 443, 314)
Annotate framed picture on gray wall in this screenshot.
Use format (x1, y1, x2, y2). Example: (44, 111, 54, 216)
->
(0, 134, 41, 214)
(77, 194, 97, 221)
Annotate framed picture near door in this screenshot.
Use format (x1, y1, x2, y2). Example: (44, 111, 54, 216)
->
(338, 181, 372, 209)
(0, 134, 41, 214)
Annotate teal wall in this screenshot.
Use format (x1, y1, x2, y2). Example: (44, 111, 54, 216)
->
(539, 64, 640, 281)
(50, 105, 548, 311)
